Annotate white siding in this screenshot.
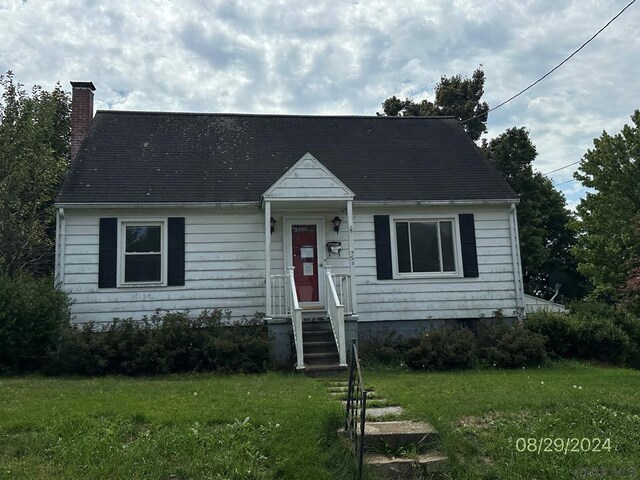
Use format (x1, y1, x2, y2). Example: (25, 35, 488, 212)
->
(352, 205, 519, 321)
(59, 203, 520, 324)
(263, 153, 354, 199)
(62, 207, 268, 323)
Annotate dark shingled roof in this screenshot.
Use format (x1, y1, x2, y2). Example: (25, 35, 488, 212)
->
(57, 112, 517, 204)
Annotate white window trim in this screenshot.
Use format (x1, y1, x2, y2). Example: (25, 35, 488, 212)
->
(390, 215, 464, 279)
(117, 218, 168, 287)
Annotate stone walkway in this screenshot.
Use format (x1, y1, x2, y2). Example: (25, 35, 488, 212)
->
(325, 380, 448, 479)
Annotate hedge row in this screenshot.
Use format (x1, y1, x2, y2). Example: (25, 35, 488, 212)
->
(360, 308, 640, 371)
(0, 274, 272, 375)
(47, 310, 271, 376)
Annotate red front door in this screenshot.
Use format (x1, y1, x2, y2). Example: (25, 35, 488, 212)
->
(292, 224, 319, 302)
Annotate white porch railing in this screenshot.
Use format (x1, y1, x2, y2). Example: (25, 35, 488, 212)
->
(270, 273, 289, 318)
(288, 267, 304, 371)
(270, 267, 304, 370)
(325, 266, 347, 366)
(330, 272, 353, 315)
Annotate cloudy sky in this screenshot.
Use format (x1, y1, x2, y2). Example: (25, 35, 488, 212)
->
(1, 0, 639, 208)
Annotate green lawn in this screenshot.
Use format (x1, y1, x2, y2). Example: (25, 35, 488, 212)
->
(367, 363, 640, 479)
(0, 373, 355, 480)
(2, 364, 639, 480)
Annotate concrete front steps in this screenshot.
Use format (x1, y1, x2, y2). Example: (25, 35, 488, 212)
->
(300, 318, 346, 377)
(366, 453, 448, 479)
(325, 380, 448, 479)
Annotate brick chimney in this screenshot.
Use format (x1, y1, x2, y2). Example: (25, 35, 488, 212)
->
(70, 81, 96, 161)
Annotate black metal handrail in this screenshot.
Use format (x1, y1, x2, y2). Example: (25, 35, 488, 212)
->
(345, 339, 367, 479)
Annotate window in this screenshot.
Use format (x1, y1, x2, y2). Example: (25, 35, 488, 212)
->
(121, 222, 165, 284)
(394, 219, 457, 275)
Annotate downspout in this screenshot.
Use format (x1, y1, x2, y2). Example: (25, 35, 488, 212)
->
(58, 208, 66, 287)
(509, 204, 525, 319)
(264, 200, 271, 318)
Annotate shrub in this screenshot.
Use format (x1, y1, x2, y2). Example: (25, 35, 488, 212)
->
(612, 313, 640, 368)
(480, 322, 548, 368)
(406, 327, 478, 371)
(524, 312, 578, 358)
(46, 309, 271, 376)
(359, 331, 416, 367)
(0, 274, 70, 372)
(525, 304, 639, 367)
(573, 317, 631, 365)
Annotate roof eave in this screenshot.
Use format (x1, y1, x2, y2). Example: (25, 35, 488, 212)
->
(54, 201, 259, 209)
(353, 198, 520, 206)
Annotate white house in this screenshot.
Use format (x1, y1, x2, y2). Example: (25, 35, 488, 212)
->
(55, 82, 525, 372)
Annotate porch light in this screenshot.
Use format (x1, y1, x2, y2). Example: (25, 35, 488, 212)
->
(270, 217, 276, 234)
(332, 216, 342, 234)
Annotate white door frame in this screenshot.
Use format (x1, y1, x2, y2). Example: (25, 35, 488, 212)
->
(283, 216, 325, 308)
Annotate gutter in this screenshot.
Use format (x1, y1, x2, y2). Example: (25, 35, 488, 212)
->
(353, 198, 520, 207)
(54, 201, 258, 209)
(55, 198, 521, 209)
(509, 204, 525, 317)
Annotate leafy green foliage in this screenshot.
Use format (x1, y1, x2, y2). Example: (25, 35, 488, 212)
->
(46, 310, 271, 376)
(573, 110, 640, 303)
(359, 331, 416, 367)
(478, 322, 548, 368)
(527, 307, 640, 368)
(406, 327, 478, 371)
(482, 127, 584, 298)
(524, 312, 578, 358)
(0, 273, 70, 372)
(379, 67, 488, 141)
(0, 71, 70, 277)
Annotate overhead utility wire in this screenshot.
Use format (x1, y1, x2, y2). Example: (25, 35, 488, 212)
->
(461, 0, 637, 124)
(542, 160, 581, 176)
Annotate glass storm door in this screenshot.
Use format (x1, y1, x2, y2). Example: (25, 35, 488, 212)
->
(291, 224, 319, 302)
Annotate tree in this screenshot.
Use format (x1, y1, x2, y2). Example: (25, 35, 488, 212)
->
(573, 110, 640, 303)
(379, 68, 489, 141)
(0, 71, 70, 277)
(482, 127, 583, 298)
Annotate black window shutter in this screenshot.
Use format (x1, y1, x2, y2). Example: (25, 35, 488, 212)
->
(458, 213, 479, 278)
(98, 218, 118, 288)
(167, 217, 185, 286)
(374, 215, 393, 280)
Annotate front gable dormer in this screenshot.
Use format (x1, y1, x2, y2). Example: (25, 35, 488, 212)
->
(262, 152, 355, 201)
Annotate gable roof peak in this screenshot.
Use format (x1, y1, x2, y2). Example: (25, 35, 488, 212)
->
(262, 152, 355, 201)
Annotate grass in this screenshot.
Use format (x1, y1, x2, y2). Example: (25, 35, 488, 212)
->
(367, 362, 640, 479)
(2, 363, 638, 479)
(0, 372, 356, 480)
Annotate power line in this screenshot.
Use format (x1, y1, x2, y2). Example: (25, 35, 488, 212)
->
(542, 160, 581, 176)
(553, 178, 578, 188)
(519, 177, 579, 197)
(461, 0, 637, 125)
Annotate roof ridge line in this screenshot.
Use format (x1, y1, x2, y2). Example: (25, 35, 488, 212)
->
(95, 110, 456, 120)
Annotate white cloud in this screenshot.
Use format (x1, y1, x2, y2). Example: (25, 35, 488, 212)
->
(1, 0, 639, 209)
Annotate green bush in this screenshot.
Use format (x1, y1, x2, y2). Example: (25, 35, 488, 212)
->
(359, 331, 417, 367)
(612, 313, 640, 368)
(573, 316, 631, 365)
(524, 312, 578, 358)
(46, 309, 271, 375)
(406, 327, 478, 371)
(480, 322, 548, 368)
(525, 305, 640, 368)
(0, 274, 70, 372)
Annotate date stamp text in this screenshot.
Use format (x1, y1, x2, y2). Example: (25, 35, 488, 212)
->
(514, 437, 611, 455)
